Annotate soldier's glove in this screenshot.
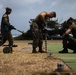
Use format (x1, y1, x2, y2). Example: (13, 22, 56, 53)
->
(62, 34, 68, 38)
(10, 25, 16, 30)
(42, 28, 47, 33)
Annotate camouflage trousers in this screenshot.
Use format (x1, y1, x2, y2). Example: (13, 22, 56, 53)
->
(0, 30, 13, 46)
(33, 29, 43, 50)
(30, 22, 43, 51)
(62, 35, 76, 51)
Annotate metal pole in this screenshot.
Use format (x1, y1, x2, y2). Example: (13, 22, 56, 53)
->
(15, 29, 25, 34)
(45, 19, 52, 56)
(45, 27, 48, 52)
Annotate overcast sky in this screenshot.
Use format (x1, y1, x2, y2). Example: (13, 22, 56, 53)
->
(0, 0, 76, 35)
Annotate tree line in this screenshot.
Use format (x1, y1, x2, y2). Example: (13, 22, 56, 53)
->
(14, 18, 76, 40)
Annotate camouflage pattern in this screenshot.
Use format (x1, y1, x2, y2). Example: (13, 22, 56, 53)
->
(34, 12, 48, 30)
(62, 25, 76, 51)
(0, 13, 13, 46)
(30, 12, 56, 53)
(30, 22, 43, 53)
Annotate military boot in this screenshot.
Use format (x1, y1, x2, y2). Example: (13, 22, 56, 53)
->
(32, 47, 37, 53)
(39, 46, 46, 53)
(59, 48, 68, 53)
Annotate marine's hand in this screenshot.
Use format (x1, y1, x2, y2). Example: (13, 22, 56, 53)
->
(10, 25, 16, 30)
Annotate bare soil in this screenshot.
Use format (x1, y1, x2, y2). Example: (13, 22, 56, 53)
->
(0, 40, 73, 75)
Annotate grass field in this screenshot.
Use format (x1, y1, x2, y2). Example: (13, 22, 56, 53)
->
(47, 41, 76, 71)
(0, 40, 73, 75)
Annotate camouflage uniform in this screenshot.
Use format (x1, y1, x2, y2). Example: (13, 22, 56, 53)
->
(30, 22, 39, 53)
(0, 12, 13, 46)
(30, 12, 48, 53)
(59, 18, 76, 53)
(62, 25, 76, 53)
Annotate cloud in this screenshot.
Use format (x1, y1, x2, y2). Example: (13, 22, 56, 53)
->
(1, 0, 44, 8)
(0, 0, 76, 35)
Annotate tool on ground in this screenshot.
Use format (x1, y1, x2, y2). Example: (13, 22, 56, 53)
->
(3, 44, 18, 47)
(28, 42, 33, 45)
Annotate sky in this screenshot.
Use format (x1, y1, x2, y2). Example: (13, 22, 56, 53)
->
(0, 0, 76, 36)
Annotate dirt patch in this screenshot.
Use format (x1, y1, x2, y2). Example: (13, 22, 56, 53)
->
(0, 40, 73, 75)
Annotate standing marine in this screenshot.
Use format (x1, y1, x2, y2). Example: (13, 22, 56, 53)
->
(0, 7, 17, 47)
(30, 11, 56, 53)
